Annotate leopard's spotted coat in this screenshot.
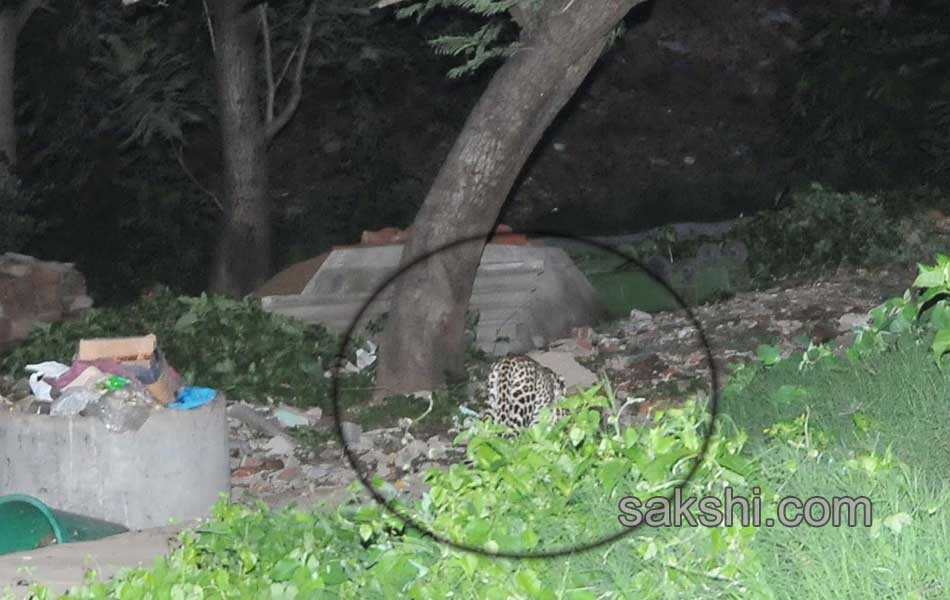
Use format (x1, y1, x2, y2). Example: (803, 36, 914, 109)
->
(484, 355, 567, 432)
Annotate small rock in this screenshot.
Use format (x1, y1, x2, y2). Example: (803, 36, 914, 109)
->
(606, 356, 630, 371)
(304, 464, 331, 481)
(305, 406, 323, 420)
(837, 312, 869, 332)
(67, 295, 94, 313)
(276, 466, 301, 481)
(233, 465, 264, 479)
(426, 436, 448, 461)
(264, 436, 295, 457)
(629, 309, 653, 324)
(326, 467, 353, 485)
(262, 458, 285, 471)
(395, 439, 428, 471)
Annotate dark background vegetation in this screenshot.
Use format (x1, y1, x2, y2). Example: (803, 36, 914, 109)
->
(3, 0, 950, 304)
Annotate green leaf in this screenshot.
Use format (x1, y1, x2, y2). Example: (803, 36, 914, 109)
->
(359, 523, 373, 541)
(882, 512, 912, 534)
(569, 426, 586, 447)
(515, 569, 542, 596)
(597, 459, 630, 492)
(932, 329, 950, 366)
(756, 344, 782, 366)
(771, 384, 810, 404)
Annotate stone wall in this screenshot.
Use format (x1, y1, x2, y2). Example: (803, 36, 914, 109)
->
(0, 253, 93, 351)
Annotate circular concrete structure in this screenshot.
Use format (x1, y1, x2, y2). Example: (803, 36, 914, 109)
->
(0, 393, 230, 530)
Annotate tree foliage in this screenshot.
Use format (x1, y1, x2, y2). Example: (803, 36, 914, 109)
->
(780, 0, 950, 190)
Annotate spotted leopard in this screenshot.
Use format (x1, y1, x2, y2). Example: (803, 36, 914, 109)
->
(484, 355, 567, 432)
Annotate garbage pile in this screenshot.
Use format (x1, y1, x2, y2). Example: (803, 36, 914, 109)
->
(0, 334, 216, 433)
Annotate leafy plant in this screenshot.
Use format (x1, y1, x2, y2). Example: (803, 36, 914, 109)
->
(779, 0, 950, 191)
(732, 183, 905, 282)
(0, 288, 370, 410)
(394, 0, 623, 79)
(0, 168, 40, 251)
(6, 382, 771, 599)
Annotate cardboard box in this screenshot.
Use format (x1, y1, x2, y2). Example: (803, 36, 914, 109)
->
(76, 334, 178, 404)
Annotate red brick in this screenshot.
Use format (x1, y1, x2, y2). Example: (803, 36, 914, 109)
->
(489, 233, 529, 246)
(360, 225, 414, 245)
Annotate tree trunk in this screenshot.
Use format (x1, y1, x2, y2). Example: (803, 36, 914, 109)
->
(0, 11, 19, 169)
(375, 0, 644, 396)
(208, 0, 271, 297)
(0, 1, 46, 172)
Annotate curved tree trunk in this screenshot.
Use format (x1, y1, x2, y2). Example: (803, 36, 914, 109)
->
(208, 0, 271, 297)
(375, 0, 644, 397)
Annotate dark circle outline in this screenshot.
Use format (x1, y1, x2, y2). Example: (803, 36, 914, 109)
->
(330, 230, 721, 560)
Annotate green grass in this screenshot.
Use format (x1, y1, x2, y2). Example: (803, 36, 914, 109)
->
(752, 443, 950, 600)
(590, 266, 739, 317)
(588, 270, 678, 315)
(714, 332, 950, 599)
(557, 238, 741, 318)
(720, 335, 950, 477)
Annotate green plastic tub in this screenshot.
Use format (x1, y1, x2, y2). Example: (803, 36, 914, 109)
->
(0, 494, 128, 555)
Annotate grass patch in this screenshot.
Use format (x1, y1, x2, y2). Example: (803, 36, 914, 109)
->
(751, 442, 950, 600)
(590, 266, 740, 317)
(722, 341, 950, 478)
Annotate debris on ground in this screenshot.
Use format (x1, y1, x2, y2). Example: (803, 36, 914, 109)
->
(1, 334, 215, 434)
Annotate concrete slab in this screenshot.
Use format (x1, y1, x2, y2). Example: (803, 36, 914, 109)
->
(0, 394, 230, 530)
(261, 243, 607, 356)
(0, 524, 187, 599)
(527, 350, 599, 393)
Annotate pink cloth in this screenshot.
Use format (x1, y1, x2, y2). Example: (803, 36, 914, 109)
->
(52, 359, 139, 391)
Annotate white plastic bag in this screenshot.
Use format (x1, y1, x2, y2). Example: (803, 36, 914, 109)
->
(24, 361, 71, 401)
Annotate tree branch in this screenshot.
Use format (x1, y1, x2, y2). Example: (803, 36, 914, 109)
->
(372, 0, 409, 9)
(176, 145, 223, 212)
(202, 0, 216, 54)
(264, 0, 317, 143)
(16, 0, 44, 33)
(260, 4, 275, 124)
(274, 43, 298, 94)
